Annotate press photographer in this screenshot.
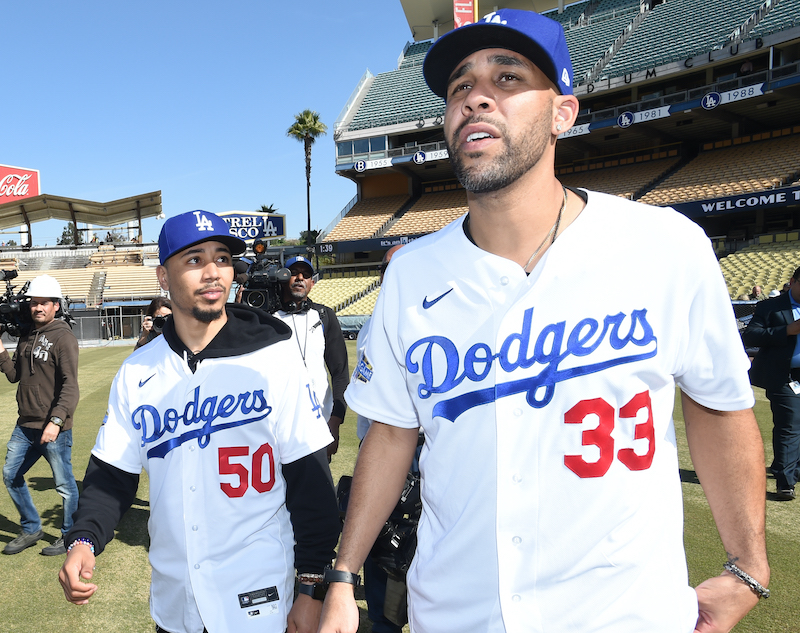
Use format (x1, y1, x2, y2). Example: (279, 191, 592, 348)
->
(134, 297, 172, 351)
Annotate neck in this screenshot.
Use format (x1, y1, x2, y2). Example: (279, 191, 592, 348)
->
(465, 169, 580, 268)
(173, 309, 228, 354)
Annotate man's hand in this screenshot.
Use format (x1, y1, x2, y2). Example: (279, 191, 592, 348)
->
(141, 316, 154, 333)
(317, 581, 359, 633)
(40, 422, 60, 444)
(287, 592, 323, 633)
(694, 573, 760, 632)
(326, 416, 343, 459)
(58, 543, 98, 605)
(786, 318, 800, 336)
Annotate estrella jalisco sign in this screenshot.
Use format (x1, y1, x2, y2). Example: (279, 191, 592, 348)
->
(217, 211, 286, 242)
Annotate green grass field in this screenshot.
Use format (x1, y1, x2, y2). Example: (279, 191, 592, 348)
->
(0, 342, 797, 632)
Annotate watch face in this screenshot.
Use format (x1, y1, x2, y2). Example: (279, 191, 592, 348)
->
(50, 417, 64, 427)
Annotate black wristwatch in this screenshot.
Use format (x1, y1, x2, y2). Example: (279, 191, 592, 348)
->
(323, 569, 361, 588)
(49, 416, 64, 428)
(296, 581, 326, 601)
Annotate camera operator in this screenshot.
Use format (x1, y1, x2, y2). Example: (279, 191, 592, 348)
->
(134, 297, 172, 351)
(274, 256, 348, 459)
(1, 274, 79, 556)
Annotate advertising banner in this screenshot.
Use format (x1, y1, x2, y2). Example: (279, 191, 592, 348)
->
(454, 1, 475, 28)
(217, 211, 286, 242)
(0, 164, 40, 203)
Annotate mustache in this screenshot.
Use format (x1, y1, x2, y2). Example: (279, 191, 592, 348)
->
(195, 284, 225, 295)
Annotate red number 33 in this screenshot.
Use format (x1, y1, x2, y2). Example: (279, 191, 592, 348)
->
(563, 391, 655, 478)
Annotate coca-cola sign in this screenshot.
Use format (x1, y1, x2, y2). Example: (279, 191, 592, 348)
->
(0, 164, 40, 203)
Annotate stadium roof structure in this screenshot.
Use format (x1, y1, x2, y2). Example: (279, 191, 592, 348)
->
(0, 190, 162, 247)
(400, 0, 566, 40)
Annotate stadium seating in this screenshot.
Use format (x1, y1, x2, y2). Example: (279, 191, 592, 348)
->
(383, 189, 468, 237)
(322, 195, 410, 242)
(747, 0, 800, 39)
(348, 41, 444, 131)
(4, 268, 98, 305)
(559, 153, 680, 199)
(719, 238, 800, 297)
(338, 287, 381, 316)
(639, 131, 800, 205)
(603, 0, 763, 79)
(308, 275, 380, 311)
(102, 266, 161, 302)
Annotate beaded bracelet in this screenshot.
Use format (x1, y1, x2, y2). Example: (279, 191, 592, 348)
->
(297, 573, 324, 584)
(67, 538, 96, 555)
(723, 561, 770, 599)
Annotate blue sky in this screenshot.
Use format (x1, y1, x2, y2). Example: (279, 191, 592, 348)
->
(2, 1, 413, 246)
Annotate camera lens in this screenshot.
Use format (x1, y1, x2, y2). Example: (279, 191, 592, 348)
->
(245, 291, 266, 309)
(152, 315, 167, 332)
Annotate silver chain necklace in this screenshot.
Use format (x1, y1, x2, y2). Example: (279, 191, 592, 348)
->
(523, 186, 568, 273)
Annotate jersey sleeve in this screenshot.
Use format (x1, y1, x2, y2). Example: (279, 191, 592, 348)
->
(345, 267, 420, 429)
(672, 226, 755, 411)
(272, 339, 334, 464)
(92, 364, 145, 475)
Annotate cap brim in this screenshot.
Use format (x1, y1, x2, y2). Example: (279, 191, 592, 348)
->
(423, 24, 560, 98)
(164, 234, 246, 263)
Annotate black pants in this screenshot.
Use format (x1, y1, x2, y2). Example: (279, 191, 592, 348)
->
(766, 382, 800, 490)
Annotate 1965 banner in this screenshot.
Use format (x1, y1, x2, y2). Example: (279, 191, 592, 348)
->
(0, 164, 40, 203)
(217, 211, 286, 242)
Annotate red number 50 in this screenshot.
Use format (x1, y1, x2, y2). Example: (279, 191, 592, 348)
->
(563, 391, 655, 478)
(218, 443, 276, 498)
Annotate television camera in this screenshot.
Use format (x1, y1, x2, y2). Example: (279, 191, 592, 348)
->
(235, 240, 291, 314)
(0, 270, 75, 337)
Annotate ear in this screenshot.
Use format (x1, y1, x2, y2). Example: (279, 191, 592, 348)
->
(552, 94, 580, 136)
(156, 265, 169, 292)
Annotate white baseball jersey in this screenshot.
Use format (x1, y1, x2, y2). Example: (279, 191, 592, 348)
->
(93, 332, 332, 633)
(355, 316, 373, 441)
(275, 308, 333, 421)
(346, 190, 754, 633)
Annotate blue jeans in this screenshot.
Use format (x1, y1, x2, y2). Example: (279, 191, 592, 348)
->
(3, 425, 79, 535)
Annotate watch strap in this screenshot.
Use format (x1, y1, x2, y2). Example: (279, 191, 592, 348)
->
(323, 569, 361, 587)
(49, 416, 64, 428)
(296, 581, 326, 601)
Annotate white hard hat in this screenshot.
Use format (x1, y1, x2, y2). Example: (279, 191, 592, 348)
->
(25, 274, 63, 299)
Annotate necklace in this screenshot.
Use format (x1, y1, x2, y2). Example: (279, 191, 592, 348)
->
(291, 311, 308, 366)
(523, 186, 568, 272)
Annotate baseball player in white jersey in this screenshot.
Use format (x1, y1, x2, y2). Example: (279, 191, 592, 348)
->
(59, 210, 340, 633)
(319, 9, 769, 633)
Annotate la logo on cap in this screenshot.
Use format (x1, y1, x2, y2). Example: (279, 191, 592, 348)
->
(193, 211, 214, 232)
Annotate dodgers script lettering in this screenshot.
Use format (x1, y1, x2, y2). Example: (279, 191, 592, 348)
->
(405, 307, 657, 422)
(131, 386, 272, 458)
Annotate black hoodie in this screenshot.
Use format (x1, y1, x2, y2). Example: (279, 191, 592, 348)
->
(68, 303, 340, 574)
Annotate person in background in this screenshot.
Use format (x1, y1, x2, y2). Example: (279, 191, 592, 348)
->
(1, 274, 79, 556)
(134, 297, 172, 350)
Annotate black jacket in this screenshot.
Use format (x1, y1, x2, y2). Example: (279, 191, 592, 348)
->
(742, 293, 796, 391)
(68, 303, 340, 573)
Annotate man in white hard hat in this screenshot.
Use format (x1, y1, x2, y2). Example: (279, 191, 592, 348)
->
(1, 274, 80, 555)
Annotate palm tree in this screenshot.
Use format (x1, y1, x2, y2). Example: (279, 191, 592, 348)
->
(287, 110, 327, 247)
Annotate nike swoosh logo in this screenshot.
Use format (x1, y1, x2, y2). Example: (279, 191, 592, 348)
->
(423, 288, 453, 309)
(139, 374, 156, 388)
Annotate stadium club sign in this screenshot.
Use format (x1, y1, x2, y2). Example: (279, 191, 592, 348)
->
(217, 211, 286, 242)
(0, 164, 40, 203)
(672, 185, 800, 218)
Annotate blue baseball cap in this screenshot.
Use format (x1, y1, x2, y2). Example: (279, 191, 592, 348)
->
(423, 9, 574, 99)
(158, 210, 246, 264)
(284, 255, 315, 276)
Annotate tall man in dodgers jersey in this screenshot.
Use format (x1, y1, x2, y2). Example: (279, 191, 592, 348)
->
(59, 210, 340, 633)
(319, 9, 769, 633)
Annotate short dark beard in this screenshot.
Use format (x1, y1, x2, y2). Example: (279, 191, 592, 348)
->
(446, 112, 551, 194)
(192, 306, 224, 323)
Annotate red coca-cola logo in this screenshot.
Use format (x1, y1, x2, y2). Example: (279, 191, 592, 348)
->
(0, 165, 40, 202)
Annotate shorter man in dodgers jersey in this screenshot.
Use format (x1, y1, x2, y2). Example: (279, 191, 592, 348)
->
(59, 210, 340, 633)
(319, 9, 769, 633)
